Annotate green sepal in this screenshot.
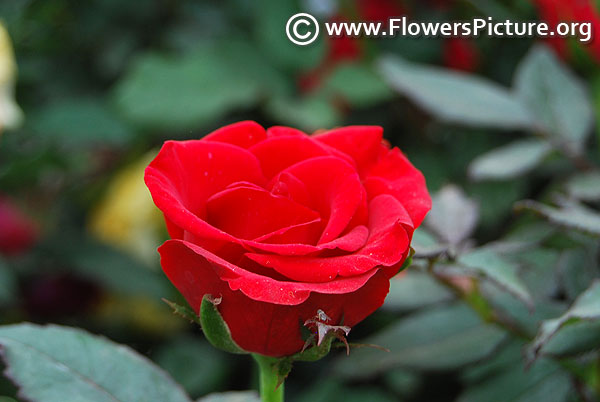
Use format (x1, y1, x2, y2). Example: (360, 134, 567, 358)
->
(162, 298, 201, 325)
(200, 294, 247, 354)
(395, 248, 415, 276)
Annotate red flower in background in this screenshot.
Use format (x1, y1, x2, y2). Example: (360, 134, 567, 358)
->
(534, 0, 600, 62)
(0, 196, 38, 256)
(443, 37, 479, 72)
(145, 121, 431, 356)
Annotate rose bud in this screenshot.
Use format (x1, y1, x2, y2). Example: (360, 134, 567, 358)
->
(145, 122, 431, 358)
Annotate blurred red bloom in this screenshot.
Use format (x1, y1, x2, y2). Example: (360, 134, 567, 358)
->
(356, 0, 404, 22)
(0, 196, 38, 256)
(534, 0, 600, 62)
(443, 37, 479, 72)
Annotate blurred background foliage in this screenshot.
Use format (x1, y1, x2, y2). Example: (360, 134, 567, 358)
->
(0, 0, 600, 401)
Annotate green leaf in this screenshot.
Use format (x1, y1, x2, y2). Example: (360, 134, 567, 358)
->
(113, 47, 261, 131)
(200, 295, 247, 355)
(162, 299, 201, 326)
(425, 185, 479, 246)
(382, 268, 454, 312)
(377, 55, 535, 129)
(253, 0, 324, 71)
(265, 94, 340, 132)
(515, 199, 600, 237)
(322, 63, 393, 108)
(61, 238, 170, 299)
(458, 358, 571, 402)
(334, 303, 507, 379)
(154, 335, 230, 398)
(457, 248, 534, 309)
(564, 171, 600, 201)
(468, 139, 553, 181)
(528, 280, 600, 362)
(0, 323, 191, 402)
(514, 45, 593, 153)
(0, 258, 16, 306)
(197, 391, 260, 402)
(411, 228, 447, 258)
(28, 97, 133, 147)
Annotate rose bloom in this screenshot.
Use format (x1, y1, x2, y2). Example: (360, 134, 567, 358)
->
(145, 122, 430, 357)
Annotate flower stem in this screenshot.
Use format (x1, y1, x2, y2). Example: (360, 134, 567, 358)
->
(252, 354, 284, 402)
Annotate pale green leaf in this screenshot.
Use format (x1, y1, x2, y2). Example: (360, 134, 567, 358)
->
(565, 171, 600, 201)
(458, 248, 533, 309)
(514, 45, 593, 152)
(425, 185, 479, 246)
(515, 199, 600, 237)
(377, 55, 535, 129)
(0, 324, 191, 402)
(468, 139, 553, 181)
(323, 62, 393, 108)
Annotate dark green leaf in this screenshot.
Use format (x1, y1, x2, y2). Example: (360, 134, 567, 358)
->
(458, 358, 571, 402)
(0, 258, 16, 306)
(154, 335, 230, 398)
(28, 97, 132, 147)
(253, 0, 324, 71)
(113, 48, 261, 130)
(528, 280, 600, 362)
(334, 303, 507, 378)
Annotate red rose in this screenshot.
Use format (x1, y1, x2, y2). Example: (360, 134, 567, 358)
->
(0, 196, 38, 256)
(145, 121, 430, 357)
(534, 0, 600, 62)
(443, 37, 479, 72)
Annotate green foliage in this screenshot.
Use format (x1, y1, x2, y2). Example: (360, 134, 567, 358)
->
(335, 303, 507, 378)
(0, 324, 192, 402)
(468, 139, 553, 181)
(377, 55, 535, 129)
(2, 0, 600, 400)
(200, 295, 247, 355)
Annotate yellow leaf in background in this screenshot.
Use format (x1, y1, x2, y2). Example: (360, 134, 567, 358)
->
(0, 22, 23, 131)
(89, 150, 165, 267)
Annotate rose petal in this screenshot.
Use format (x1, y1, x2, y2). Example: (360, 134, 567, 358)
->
(246, 194, 412, 282)
(273, 156, 363, 244)
(159, 239, 390, 356)
(206, 186, 321, 242)
(203, 120, 267, 149)
(364, 147, 431, 227)
(159, 239, 380, 306)
(266, 126, 306, 137)
(249, 135, 330, 179)
(315, 126, 383, 174)
(145, 140, 266, 246)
